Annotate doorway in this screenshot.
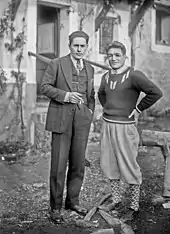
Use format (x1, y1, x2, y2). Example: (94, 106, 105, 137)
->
(36, 4, 59, 100)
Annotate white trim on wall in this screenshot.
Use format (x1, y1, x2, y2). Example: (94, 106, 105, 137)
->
(151, 8, 170, 53)
(37, 0, 71, 8)
(27, 0, 37, 84)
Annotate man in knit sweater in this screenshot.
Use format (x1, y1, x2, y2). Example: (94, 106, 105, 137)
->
(98, 41, 162, 220)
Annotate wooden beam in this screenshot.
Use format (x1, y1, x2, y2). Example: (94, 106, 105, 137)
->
(28, 51, 51, 64)
(85, 59, 110, 70)
(95, 2, 113, 32)
(128, 0, 154, 36)
(12, 0, 22, 20)
(140, 129, 170, 198)
(28, 51, 110, 70)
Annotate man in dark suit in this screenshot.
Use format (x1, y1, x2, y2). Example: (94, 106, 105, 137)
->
(40, 31, 95, 223)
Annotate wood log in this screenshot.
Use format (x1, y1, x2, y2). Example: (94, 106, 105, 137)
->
(141, 129, 170, 147)
(163, 153, 170, 197)
(140, 129, 170, 159)
(98, 210, 134, 233)
(28, 51, 110, 70)
(84, 193, 112, 221)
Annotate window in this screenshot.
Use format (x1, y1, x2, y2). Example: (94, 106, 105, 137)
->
(99, 17, 115, 54)
(156, 7, 170, 46)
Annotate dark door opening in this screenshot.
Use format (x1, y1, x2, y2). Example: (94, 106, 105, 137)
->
(36, 4, 59, 100)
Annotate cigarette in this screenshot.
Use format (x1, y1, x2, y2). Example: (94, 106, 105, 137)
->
(79, 99, 84, 104)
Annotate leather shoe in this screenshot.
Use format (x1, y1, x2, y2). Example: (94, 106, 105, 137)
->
(50, 209, 62, 224)
(65, 204, 87, 216)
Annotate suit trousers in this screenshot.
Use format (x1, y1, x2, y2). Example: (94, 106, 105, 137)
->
(50, 104, 92, 210)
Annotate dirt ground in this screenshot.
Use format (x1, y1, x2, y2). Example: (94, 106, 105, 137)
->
(1, 142, 170, 234)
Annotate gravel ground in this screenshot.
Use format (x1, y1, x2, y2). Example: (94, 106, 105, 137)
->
(1, 142, 170, 233)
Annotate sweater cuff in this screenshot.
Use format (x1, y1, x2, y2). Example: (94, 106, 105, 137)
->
(136, 105, 142, 113)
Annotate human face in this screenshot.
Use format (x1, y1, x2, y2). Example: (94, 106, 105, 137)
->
(107, 47, 126, 70)
(69, 37, 88, 60)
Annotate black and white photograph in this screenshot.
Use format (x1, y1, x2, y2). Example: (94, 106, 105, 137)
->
(0, 0, 170, 233)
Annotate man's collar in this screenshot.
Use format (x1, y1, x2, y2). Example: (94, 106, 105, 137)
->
(111, 65, 129, 74)
(70, 54, 83, 68)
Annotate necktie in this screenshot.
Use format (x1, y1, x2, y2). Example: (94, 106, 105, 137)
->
(76, 60, 82, 75)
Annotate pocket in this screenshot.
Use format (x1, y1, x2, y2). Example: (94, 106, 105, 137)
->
(46, 106, 62, 131)
(127, 124, 139, 140)
(46, 105, 73, 133)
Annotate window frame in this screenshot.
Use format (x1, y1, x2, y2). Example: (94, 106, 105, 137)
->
(151, 4, 170, 53)
(99, 16, 115, 54)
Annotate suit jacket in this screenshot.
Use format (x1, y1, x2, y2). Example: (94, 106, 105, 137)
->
(40, 54, 95, 133)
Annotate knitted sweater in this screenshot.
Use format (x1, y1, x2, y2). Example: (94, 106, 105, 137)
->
(98, 67, 162, 123)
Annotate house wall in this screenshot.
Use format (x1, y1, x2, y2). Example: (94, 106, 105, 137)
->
(0, 0, 131, 142)
(134, 6, 170, 131)
(135, 8, 170, 115)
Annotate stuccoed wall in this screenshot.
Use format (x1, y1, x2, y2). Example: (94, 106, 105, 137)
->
(134, 9, 170, 117)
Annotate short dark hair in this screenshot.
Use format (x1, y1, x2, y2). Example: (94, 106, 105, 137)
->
(69, 31, 89, 44)
(106, 41, 126, 55)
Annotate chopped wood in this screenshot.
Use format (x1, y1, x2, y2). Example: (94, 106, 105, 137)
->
(98, 209, 121, 227)
(120, 221, 134, 234)
(141, 129, 170, 146)
(98, 210, 134, 234)
(140, 129, 170, 158)
(90, 228, 114, 234)
(84, 193, 112, 221)
(75, 219, 99, 228)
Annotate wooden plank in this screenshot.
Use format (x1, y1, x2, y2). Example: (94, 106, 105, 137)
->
(95, 3, 112, 32)
(141, 129, 170, 146)
(140, 129, 170, 198)
(28, 51, 110, 70)
(163, 155, 170, 197)
(128, 0, 154, 36)
(12, 0, 22, 20)
(28, 51, 51, 64)
(84, 193, 112, 221)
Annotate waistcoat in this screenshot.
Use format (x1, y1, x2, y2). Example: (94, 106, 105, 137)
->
(71, 62, 88, 104)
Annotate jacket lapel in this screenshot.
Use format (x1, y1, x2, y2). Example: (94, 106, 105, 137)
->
(84, 60, 93, 99)
(60, 55, 72, 91)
